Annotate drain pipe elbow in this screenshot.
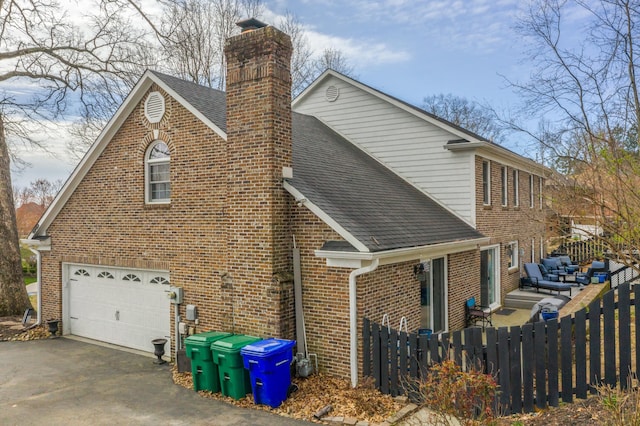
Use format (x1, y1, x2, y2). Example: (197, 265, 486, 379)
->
(349, 258, 379, 388)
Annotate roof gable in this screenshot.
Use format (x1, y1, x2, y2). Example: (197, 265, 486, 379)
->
(30, 70, 228, 238)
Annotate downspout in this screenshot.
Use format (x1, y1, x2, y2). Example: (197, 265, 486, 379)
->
(27, 247, 42, 327)
(349, 258, 379, 388)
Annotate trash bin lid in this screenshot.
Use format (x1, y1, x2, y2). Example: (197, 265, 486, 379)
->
(185, 331, 232, 345)
(240, 338, 295, 356)
(211, 334, 261, 351)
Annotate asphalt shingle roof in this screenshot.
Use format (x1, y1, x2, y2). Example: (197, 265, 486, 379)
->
(153, 71, 486, 253)
(289, 113, 484, 252)
(151, 71, 227, 132)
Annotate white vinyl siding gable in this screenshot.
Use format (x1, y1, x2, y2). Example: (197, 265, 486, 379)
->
(294, 76, 475, 224)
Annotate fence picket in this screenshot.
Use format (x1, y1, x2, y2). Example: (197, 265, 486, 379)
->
(509, 326, 522, 414)
(441, 332, 450, 363)
(603, 290, 616, 387)
(486, 327, 498, 375)
(547, 319, 559, 407)
(589, 297, 601, 393)
(390, 329, 399, 396)
(560, 315, 573, 403)
(429, 333, 440, 364)
(497, 327, 510, 412)
(522, 323, 534, 412)
(363, 318, 371, 377)
(381, 326, 389, 394)
(575, 308, 587, 399)
(534, 321, 547, 409)
(618, 283, 631, 389)
(409, 333, 418, 379)
(372, 322, 381, 390)
(399, 331, 408, 388)
(452, 330, 462, 366)
(419, 332, 429, 377)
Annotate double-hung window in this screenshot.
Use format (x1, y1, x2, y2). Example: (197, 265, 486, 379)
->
(146, 141, 171, 203)
(501, 166, 508, 207)
(482, 160, 491, 205)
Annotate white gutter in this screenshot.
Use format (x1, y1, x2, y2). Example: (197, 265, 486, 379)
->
(316, 237, 490, 266)
(26, 247, 42, 326)
(349, 258, 379, 388)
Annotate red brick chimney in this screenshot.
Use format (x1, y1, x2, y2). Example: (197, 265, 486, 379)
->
(223, 20, 294, 338)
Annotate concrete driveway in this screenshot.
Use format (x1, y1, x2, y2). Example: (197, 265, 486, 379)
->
(0, 338, 312, 425)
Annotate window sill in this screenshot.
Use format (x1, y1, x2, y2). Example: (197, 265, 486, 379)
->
(508, 266, 519, 274)
(145, 201, 171, 209)
(482, 205, 492, 210)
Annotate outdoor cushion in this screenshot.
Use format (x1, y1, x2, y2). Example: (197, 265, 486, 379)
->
(523, 263, 573, 295)
(538, 264, 559, 281)
(557, 256, 579, 270)
(542, 258, 563, 274)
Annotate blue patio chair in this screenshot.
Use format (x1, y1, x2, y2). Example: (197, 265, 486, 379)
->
(465, 296, 492, 329)
(523, 263, 573, 295)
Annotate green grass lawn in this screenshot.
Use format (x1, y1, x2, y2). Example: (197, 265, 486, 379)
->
(24, 276, 37, 285)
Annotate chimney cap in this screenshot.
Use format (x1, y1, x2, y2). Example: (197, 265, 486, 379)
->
(237, 18, 268, 33)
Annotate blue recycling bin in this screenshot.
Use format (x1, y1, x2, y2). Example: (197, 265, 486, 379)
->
(240, 338, 295, 408)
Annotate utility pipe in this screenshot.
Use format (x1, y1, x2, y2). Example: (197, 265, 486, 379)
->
(349, 258, 379, 388)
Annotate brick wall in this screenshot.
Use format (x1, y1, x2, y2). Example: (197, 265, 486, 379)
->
(475, 155, 546, 302)
(290, 206, 421, 378)
(447, 249, 480, 330)
(42, 85, 230, 338)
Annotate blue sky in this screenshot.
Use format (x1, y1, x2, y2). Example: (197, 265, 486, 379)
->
(10, 0, 570, 189)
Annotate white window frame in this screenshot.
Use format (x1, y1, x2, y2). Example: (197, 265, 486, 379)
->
(482, 160, 491, 206)
(539, 176, 543, 210)
(513, 169, 519, 207)
(507, 241, 518, 270)
(145, 140, 171, 204)
(529, 175, 534, 208)
(501, 166, 508, 207)
(531, 238, 535, 263)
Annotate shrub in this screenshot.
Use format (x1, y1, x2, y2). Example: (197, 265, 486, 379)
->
(596, 382, 640, 426)
(410, 359, 498, 425)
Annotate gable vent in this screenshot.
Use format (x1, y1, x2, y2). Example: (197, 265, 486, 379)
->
(325, 85, 340, 102)
(144, 91, 165, 123)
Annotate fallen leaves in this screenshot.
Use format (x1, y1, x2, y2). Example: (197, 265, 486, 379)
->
(171, 366, 401, 423)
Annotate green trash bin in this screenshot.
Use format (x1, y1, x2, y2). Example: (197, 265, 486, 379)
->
(211, 334, 261, 400)
(185, 331, 232, 392)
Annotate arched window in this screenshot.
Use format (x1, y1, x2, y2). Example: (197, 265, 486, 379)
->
(146, 141, 170, 203)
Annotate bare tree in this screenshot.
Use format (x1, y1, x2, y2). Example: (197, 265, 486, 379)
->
(29, 178, 62, 208)
(0, 0, 159, 316)
(511, 0, 640, 268)
(277, 11, 314, 97)
(314, 48, 356, 78)
(422, 94, 505, 143)
(67, 0, 266, 158)
(160, 0, 264, 90)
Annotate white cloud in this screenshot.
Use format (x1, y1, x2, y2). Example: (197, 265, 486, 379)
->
(9, 121, 76, 189)
(263, 7, 411, 67)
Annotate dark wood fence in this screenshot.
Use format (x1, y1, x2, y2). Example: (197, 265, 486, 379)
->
(362, 283, 639, 415)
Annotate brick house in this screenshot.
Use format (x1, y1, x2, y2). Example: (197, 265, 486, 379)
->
(25, 21, 546, 385)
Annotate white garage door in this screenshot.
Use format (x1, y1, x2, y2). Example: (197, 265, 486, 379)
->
(65, 264, 171, 353)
